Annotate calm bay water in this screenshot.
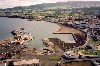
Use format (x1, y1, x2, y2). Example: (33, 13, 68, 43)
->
(0, 17, 75, 49)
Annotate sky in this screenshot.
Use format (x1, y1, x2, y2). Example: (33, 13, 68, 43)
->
(0, 0, 100, 9)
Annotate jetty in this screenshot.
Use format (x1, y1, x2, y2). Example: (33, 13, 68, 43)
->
(42, 38, 62, 54)
(42, 38, 54, 52)
(42, 38, 54, 46)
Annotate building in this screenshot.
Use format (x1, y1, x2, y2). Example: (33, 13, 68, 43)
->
(16, 40, 25, 45)
(74, 21, 89, 29)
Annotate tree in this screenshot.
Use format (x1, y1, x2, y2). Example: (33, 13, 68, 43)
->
(8, 61, 14, 66)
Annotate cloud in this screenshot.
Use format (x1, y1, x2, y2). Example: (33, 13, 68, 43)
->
(0, 0, 33, 8)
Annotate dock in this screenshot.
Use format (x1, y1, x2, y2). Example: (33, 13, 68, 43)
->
(53, 32, 72, 34)
(42, 38, 62, 53)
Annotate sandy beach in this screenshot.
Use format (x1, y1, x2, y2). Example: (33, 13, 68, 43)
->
(54, 24, 85, 35)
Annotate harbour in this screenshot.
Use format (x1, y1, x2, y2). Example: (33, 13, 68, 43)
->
(0, 1, 100, 66)
(0, 17, 80, 50)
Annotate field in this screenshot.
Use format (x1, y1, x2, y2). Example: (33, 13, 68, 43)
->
(50, 56, 60, 61)
(82, 50, 100, 55)
(62, 61, 95, 66)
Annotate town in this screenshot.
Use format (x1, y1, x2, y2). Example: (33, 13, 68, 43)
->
(0, 1, 100, 66)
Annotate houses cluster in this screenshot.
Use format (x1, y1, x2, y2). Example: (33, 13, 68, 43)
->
(0, 12, 34, 20)
(45, 14, 100, 41)
(62, 51, 86, 60)
(88, 22, 100, 41)
(11, 28, 33, 46)
(0, 28, 33, 60)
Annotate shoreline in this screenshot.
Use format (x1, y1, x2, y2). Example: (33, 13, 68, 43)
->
(54, 24, 85, 35)
(0, 17, 88, 52)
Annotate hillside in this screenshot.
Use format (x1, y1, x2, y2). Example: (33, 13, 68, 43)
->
(28, 1, 100, 10)
(0, 1, 100, 11)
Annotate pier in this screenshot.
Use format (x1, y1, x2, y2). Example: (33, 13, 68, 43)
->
(42, 38, 54, 52)
(42, 38, 54, 46)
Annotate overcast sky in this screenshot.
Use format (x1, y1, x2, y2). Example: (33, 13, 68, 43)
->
(0, 0, 100, 9)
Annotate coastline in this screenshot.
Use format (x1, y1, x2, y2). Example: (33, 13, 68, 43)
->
(54, 24, 85, 35)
